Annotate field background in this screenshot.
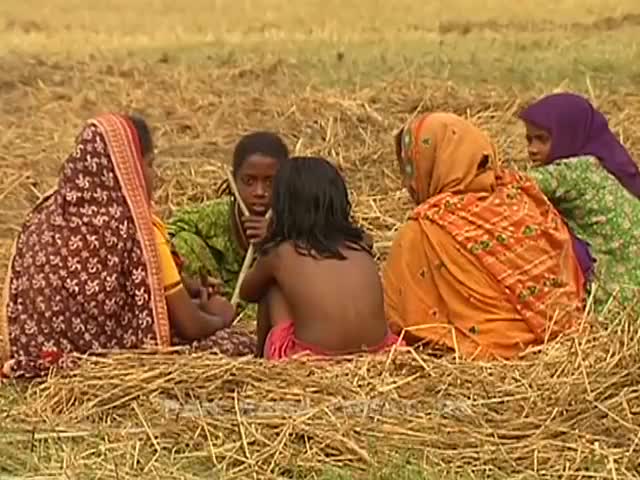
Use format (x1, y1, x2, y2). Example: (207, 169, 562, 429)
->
(1, 1, 640, 479)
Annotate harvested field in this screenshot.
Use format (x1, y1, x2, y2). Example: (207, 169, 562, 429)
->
(2, 1, 640, 478)
(2, 331, 640, 479)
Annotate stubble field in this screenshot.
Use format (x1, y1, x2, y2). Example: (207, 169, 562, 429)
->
(1, 1, 640, 478)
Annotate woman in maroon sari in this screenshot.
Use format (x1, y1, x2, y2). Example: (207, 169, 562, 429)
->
(1, 114, 255, 379)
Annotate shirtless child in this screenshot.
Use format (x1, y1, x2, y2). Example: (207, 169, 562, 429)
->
(239, 156, 403, 359)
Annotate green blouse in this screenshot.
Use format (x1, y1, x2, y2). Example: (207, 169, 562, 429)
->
(167, 197, 246, 298)
(528, 155, 640, 312)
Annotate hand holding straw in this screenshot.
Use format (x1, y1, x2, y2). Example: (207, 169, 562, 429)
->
(231, 211, 272, 315)
(225, 170, 271, 315)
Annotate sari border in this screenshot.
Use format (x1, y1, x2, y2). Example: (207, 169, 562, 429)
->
(91, 114, 171, 348)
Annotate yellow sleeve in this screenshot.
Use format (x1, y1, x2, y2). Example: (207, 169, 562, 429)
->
(152, 217, 183, 296)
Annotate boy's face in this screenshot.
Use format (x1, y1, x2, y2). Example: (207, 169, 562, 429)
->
(236, 154, 278, 215)
(525, 122, 552, 165)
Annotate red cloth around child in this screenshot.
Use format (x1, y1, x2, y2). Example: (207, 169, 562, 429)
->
(264, 320, 405, 360)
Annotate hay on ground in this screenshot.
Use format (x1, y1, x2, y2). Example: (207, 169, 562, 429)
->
(1, 327, 639, 478)
(2, 59, 640, 478)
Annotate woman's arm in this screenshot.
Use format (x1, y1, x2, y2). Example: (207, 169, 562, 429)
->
(182, 274, 224, 299)
(154, 216, 233, 340)
(166, 287, 233, 341)
(182, 275, 203, 298)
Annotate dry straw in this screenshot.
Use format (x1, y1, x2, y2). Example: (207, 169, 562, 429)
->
(1, 59, 640, 478)
(2, 327, 639, 478)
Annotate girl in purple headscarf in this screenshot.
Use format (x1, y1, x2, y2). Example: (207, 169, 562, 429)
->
(520, 92, 640, 313)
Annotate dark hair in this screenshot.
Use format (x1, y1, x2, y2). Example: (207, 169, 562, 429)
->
(260, 156, 368, 260)
(127, 115, 154, 158)
(232, 131, 289, 176)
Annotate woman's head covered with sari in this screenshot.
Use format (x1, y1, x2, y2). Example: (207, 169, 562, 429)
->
(1, 114, 172, 378)
(394, 112, 498, 203)
(384, 112, 585, 360)
(519, 92, 640, 199)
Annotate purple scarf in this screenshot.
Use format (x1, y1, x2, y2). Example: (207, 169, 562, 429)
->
(519, 92, 640, 284)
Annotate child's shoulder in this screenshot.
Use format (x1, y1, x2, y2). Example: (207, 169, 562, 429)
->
(264, 240, 372, 262)
(265, 240, 333, 260)
(536, 155, 599, 180)
(259, 240, 291, 261)
(561, 155, 609, 181)
(173, 197, 233, 223)
(274, 241, 308, 260)
(197, 196, 234, 214)
(559, 155, 598, 166)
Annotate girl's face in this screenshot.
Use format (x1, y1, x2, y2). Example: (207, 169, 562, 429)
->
(525, 122, 552, 165)
(236, 154, 278, 215)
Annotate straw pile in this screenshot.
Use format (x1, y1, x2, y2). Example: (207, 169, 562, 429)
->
(2, 330, 639, 478)
(2, 59, 640, 478)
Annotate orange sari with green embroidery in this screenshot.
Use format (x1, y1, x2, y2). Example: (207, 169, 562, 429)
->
(383, 113, 585, 360)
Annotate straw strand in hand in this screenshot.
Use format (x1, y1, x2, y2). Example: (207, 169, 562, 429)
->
(225, 170, 271, 315)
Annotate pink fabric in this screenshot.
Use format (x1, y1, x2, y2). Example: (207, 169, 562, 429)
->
(264, 320, 405, 360)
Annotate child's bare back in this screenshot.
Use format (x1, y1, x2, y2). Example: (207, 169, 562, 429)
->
(239, 155, 401, 359)
(265, 241, 387, 352)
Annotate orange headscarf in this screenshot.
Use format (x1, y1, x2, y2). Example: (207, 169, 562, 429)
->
(384, 113, 585, 360)
(398, 112, 498, 201)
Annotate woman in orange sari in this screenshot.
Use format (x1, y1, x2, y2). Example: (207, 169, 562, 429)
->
(383, 113, 585, 360)
(1, 114, 255, 379)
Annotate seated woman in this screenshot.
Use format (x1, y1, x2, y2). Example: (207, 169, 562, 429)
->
(0, 114, 254, 379)
(382, 112, 585, 360)
(167, 132, 289, 297)
(520, 92, 640, 312)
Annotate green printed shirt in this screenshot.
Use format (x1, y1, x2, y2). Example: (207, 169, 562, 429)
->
(167, 197, 246, 298)
(528, 156, 640, 311)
